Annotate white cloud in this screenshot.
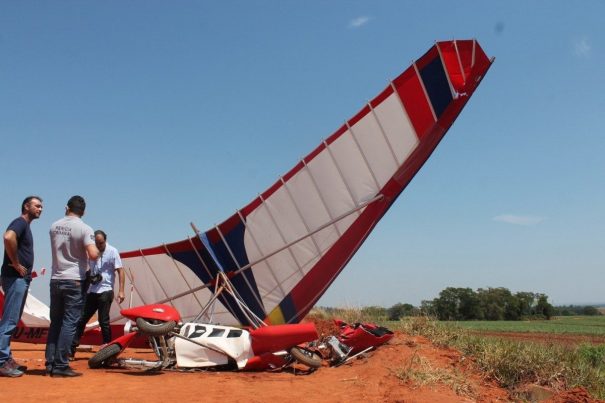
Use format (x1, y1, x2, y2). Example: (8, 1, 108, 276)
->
(492, 214, 546, 226)
(349, 16, 370, 29)
(573, 37, 591, 57)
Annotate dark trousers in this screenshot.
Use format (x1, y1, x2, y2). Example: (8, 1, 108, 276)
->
(73, 290, 114, 349)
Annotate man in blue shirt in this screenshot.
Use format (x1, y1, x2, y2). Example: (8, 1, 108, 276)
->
(71, 229, 125, 359)
(0, 196, 43, 378)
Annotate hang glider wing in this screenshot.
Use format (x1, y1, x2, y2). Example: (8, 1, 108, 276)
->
(0, 290, 50, 328)
(0, 289, 50, 343)
(115, 40, 493, 326)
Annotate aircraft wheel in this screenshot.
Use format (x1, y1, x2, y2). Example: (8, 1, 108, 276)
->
(136, 317, 177, 336)
(289, 346, 322, 368)
(88, 343, 121, 369)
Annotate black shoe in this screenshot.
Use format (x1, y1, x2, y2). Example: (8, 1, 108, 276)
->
(50, 367, 82, 378)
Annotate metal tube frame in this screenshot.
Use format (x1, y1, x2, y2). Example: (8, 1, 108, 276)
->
(150, 194, 383, 305)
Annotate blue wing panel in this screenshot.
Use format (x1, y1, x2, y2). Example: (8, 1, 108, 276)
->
(419, 57, 452, 118)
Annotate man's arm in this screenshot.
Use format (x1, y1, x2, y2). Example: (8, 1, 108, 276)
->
(86, 243, 99, 260)
(3, 230, 26, 277)
(116, 267, 125, 303)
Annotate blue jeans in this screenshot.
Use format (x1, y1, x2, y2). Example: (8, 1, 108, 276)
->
(45, 279, 86, 371)
(0, 276, 30, 366)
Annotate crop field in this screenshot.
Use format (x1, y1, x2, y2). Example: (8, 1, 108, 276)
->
(448, 316, 605, 335)
(389, 316, 605, 399)
(311, 312, 605, 398)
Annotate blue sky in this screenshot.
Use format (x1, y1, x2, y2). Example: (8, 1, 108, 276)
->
(1, 2, 603, 307)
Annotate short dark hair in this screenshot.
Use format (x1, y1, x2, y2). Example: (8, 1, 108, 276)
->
(94, 230, 107, 240)
(22, 196, 42, 213)
(67, 195, 86, 216)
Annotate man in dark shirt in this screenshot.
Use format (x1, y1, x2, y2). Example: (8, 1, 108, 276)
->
(0, 196, 43, 377)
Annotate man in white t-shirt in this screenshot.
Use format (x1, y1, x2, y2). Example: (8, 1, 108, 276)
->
(45, 195, 99, 378)
(71, 229, 124, 358)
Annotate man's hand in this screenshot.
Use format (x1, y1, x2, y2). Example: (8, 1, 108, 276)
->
(9, 263, 27, 277)
(116, 267, 126, 304)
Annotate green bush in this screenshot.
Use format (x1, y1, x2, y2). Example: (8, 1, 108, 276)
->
(577, 344, 605, 367)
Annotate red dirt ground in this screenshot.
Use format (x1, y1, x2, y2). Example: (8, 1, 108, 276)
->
(3, 324, 602, 402)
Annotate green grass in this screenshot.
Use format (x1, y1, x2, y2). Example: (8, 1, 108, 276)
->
(392, 352, 476, 399)
(389, 317, 605, 399)
(446, 316, 605, 335)
(309, 309, 605, 397)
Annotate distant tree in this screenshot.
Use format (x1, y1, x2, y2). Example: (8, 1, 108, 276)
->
(433, 288, 458, 320)
(482, 301, 505, 321)
(558, 307, 573, 316)
(424, 286, 557, 321)
(556, 305, 573, 316)
(515, 292, 537, 318)
(387, 303, 418, 320)
(534, 294, 555, 319)
(361, 305, 387, 321)
(420, 300, 436, 316)
(457, 288, 483, 320)
(477, 288, 517, 320)
(432, 287, 480, 321)
(582, 306, 600, 316)
(554, 305, 603, 316)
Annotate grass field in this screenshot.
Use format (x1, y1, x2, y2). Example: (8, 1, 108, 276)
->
(388, 317, 605, 399)
(445, 316, 605, 335)
(312, 310, 605, 398)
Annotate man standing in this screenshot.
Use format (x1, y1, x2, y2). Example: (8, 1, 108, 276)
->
(71, 230, 125, 358)
(45, 195, 98, 377)
(0, 196, 43, 378)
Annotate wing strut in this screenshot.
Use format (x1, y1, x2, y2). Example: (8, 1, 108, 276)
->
(152, 193, 385, 306)
(192, 272, 267, 328)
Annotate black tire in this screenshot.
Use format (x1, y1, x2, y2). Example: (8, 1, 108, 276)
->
(289, 346, 322, 369)
(136, 317, 177, 336)
(88, 343, 121, 369)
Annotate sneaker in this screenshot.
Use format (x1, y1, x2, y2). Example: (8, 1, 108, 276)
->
(7, 357, 27, 372)
(50, 367, 82, 378)
(0, 362, 24, 377)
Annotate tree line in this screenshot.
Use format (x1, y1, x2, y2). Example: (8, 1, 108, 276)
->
(419, 287, 556, 321)
(555, 305, 602, 316)
(319, 287, 603, 321)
